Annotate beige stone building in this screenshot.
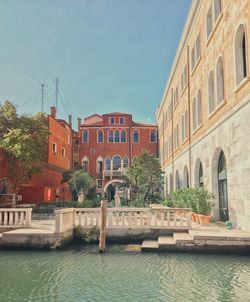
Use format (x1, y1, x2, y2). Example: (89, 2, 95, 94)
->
(156, 0, 250, 231)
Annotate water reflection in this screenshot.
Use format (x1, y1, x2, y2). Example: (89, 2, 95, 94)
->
(0, 245, 249, 302)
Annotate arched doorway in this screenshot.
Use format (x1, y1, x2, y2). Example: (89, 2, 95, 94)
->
(218, 151, 229, 221)
(198, 162, 204, 187)
(104, 180, 124, 203)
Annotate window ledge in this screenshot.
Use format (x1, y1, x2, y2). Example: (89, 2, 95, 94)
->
(208, 99, 226, 119)
(206, 13, 223, 47)
(181, 84, 188, 97)
(192, 123, 203, 135)
(234, 76, 250, 93)
(181, 137, 189, 146)
(191, 56, 201, 77)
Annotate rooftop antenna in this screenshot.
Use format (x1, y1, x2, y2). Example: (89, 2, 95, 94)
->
(55, 77, 59, 111)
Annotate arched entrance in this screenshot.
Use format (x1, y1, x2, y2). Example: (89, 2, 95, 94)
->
(104, 180, 124, 203)
(218, 151, 229, 221)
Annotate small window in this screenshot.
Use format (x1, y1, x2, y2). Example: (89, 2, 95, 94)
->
(235, 24, 248, 86)
(52, 143, 57, 153)
(133, 130, 139, 143)
(197, 90, 202, 126)
(90, 149, 95, 155)
(105, 157, 111, 170)
(97, 160, 103, 173)
(82, 161, 89, 172)
(123, 156, 129, 169)
(108, 130, 114, 143)
(216, 57, 224, 104)
(119, 117, 125, 124)
(192, 97, 197, 131)
(82, 130, 89, 143)
(109, 117, 115, 125)
(97, 179, 103, 189)
(206, 7, 213, 39)
(150, 130, 157, 143)
(196, 34, 201, 60)
(208, 71, 215, 113)
(61, 147, 65, 157)
(97, 130, 103, 143)
(121, 130, 126, 142)
(214, 0, 222, 22)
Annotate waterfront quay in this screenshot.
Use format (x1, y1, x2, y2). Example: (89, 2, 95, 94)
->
(0, 207, 250, 253)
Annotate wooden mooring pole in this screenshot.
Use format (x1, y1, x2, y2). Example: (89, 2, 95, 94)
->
(99, 200, 107, 253)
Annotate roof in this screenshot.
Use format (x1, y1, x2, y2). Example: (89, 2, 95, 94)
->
(103, 112, 132, 116)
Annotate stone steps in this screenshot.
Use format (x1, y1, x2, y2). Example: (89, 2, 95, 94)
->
(174, 232, 194, 243)
(141, 240, 159, 251)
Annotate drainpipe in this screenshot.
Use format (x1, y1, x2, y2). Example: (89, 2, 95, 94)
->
(187, 45, 192, 187)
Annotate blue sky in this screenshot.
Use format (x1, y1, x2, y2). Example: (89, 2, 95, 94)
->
(0, 0, 191, 128)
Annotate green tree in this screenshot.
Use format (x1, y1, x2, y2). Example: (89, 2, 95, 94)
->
(0, 101, 50, 187)
(124, 151, 163, 205)
(68, 170, 96, 201)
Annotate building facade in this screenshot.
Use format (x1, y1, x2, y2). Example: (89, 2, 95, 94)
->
(0, 107, 73, 204)
(76, 112, 158, 198)
(156, 0, 250, 231)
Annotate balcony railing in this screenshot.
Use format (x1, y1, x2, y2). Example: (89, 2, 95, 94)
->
(103, 169, 127, 178)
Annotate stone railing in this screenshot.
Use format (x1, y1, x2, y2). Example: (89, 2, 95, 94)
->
(0, 208, 32, 228)
(54, 207, 192, 233)
(55, 208, 75, 233)
(73, 207, 192, 228)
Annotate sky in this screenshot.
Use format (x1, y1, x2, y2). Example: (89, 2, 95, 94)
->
(0, 0, 191, 128)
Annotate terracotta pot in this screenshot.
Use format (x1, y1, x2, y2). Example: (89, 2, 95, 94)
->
(194, 213, 200, 224)
(198, 214, 211, 226)
(191, 213, 197, 222)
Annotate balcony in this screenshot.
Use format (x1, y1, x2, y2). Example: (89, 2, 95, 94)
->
(103, 169, 127, 178)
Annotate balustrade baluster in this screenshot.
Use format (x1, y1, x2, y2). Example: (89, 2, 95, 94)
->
(4, 212, 8, 225)
(0, 212, 2, 225)
(9, 212, 13, 225)
(160, 212, 164, 226)
(173, 211, 177, 227)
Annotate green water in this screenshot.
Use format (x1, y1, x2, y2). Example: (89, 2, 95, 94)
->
(0, 245, 250, 302)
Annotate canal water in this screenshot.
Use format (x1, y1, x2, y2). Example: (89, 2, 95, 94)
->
(0, 245, 249, 302)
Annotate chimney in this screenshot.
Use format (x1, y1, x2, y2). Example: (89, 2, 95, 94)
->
(50, 106, 57, 119)
(68, 115, 72, 128)
(77, 118, 81, 131)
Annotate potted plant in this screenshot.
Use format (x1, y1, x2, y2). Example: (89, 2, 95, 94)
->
(196, 187, 214, 226)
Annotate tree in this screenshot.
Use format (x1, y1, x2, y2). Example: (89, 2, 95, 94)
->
(124, 151, 163, 204)
(0, 101, 50, 187)
(68, 170, 96, 201)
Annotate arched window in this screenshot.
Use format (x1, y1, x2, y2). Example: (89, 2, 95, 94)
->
(82, 130, 89, 143)
(96, 157, 103, 173)
(108, 130, 114, 143)
(165, 176, 168, 195)
(115, 130, 120, 143)
(123, 156, 129, 169)
(121, 130, 126, 142)
(97, 130, 103, 143)
(113, 155, 121, 170)
(82, 156, 89, 172)
(133, 130, 139, 143)
(175, 170, 180, 190)
(150, 130, 157, 143)
(206, 6, 213, 38)
(183, 166, 189, 188)
(197, 90, 202, 126)
(192, 97, 197, 131)
(185, 110, 188, 139)
(235, 24, 248, 85)
(176, 124, 179, 147)
(214, 0, 221, 22)
(170, 174, 173, 194)
(105, 157, 111, 170)
(217, 57, 224, 104)
(208, 71, 215, 113)
(181, 115, 185, 141)
(198, 162, 204, 187)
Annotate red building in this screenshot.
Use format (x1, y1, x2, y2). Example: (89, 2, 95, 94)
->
(75, 112, 158, 198)
(0, 107, 73, 204)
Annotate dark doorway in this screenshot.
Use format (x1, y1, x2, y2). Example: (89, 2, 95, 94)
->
(218, 151, 229, 221)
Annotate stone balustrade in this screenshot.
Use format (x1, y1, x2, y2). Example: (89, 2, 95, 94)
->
(0, 208, 32, 228)
(67, 207, 192, 229)
(55, 208, 75, 233)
